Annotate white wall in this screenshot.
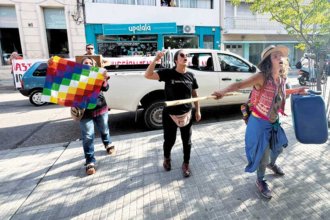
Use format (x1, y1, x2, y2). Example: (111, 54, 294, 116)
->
(85, 2, 220, 26)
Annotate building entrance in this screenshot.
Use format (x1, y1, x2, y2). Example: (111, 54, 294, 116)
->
(0, 28, 22, 65)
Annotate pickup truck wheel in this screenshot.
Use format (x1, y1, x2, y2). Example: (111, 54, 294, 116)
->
(29, 90, 46, 106)
(144, 101, 164, 130)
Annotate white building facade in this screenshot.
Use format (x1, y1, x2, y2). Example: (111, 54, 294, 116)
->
(221, 0, 301, 65)
(0, 0, 86, 65)
(0, 0, 304, 67)
(0, 0, 220, 65)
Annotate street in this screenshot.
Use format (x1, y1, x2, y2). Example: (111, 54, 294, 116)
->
(0, 81, 243, 150)
(0, 71, 322, 151)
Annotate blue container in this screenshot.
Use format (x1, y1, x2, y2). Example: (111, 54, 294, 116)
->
(291, 93, 328, 144)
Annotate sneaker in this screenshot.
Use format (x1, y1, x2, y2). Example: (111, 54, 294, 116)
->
(163, 158, 171, 171)
(86, 163, 96, 175)
(182, 163, 191, 177)
(255, 180, 272, 199)
(267, 164, 285, 176)
(105, 145, 116, 155)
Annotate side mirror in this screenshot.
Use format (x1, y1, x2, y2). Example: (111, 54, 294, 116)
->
(250, 66, 257, 73)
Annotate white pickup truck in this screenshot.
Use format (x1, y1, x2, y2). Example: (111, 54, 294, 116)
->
(105, 48, 257, 129)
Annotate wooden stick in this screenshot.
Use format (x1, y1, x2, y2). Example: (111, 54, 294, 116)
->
(164, 93, 240, 107)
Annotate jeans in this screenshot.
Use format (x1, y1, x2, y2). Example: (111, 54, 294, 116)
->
(162, 109, 193, 164)
(257, 145, 282, 181)
(79, 113, 111, 164)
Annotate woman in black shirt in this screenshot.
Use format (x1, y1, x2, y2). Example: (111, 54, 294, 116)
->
(144, 50, 201, 177)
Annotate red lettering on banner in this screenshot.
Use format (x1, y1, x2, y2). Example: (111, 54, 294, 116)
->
(15, 63, 22, 71)
(22, 63, 28, 71)
(14, 62, 32, 71)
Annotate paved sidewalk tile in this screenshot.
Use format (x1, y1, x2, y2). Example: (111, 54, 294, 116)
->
(0, 143, 67, 220)
(4, 118, 329, 220)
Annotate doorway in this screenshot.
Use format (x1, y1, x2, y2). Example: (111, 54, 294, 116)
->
(0, 28, 22, 65)
(46, 29, 69, 57)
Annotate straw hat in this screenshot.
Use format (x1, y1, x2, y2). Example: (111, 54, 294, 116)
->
(259, 45, 289, 65)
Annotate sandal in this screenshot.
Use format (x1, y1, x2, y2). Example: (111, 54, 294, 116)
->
(182, 163, 191, 178)
(105, 145, 116, 155)
(163, 158, 171, 171)
(86, 163, 96, 175)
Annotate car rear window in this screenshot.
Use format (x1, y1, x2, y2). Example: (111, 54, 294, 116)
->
(33, 63, 47, 76)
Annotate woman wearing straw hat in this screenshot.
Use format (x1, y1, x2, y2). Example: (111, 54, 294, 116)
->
(212, 45, 306, 199)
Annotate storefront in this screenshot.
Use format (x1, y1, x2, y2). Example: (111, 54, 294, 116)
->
(85, 22, 220, 57)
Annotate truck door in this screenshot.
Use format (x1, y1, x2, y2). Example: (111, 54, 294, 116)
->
(187, 52, 220, 106)
(217, 53, 256, 104)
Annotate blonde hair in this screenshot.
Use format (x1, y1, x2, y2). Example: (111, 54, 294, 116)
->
(280, 57, 289, 78)
(81, 57, 96, 67)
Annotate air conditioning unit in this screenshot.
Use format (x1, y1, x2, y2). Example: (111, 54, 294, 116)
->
(183, 25, 195, 34)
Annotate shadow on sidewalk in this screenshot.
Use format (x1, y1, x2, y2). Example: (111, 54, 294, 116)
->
(6, 121, 329, 219)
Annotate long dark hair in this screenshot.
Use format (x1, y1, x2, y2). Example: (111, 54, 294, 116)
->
(173, 49, 184, 68)
(257, 55, 273, 82)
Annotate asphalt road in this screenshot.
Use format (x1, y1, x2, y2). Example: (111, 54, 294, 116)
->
(0, 82, 243, 151)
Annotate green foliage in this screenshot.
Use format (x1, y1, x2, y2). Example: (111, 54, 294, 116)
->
(296, 43, 306, 51)
(229, 0, 330, 52)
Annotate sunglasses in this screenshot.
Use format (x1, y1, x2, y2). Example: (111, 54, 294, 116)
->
(179, 53, 189, 58)
(87, 47, 94, 50)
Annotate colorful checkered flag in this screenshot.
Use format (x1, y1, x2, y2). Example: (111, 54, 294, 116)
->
(42, 56, 106, 109)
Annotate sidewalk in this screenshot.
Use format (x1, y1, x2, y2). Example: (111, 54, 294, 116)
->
(0, 66, 13, 89)
(0, 114, 329, 220)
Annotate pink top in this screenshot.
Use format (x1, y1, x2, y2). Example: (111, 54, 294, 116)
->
(250, 77, 286, 122)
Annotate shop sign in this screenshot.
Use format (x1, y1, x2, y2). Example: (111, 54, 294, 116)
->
(103, 22, 177, 35)
(128, 24, 151, 34)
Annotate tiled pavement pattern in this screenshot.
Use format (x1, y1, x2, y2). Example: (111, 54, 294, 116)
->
(0, 115, 329, 220)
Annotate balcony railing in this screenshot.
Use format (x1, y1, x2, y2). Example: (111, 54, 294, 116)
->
(224, 17, 287, 34)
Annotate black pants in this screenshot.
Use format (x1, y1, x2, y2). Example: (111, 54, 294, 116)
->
(162, 109, 193, 164)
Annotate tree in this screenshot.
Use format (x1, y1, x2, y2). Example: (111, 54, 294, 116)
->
(230, 0, 330, 52)
(230, 0, 330, 89)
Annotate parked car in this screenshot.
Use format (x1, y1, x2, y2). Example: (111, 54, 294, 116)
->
(19, 61, 47, 106)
